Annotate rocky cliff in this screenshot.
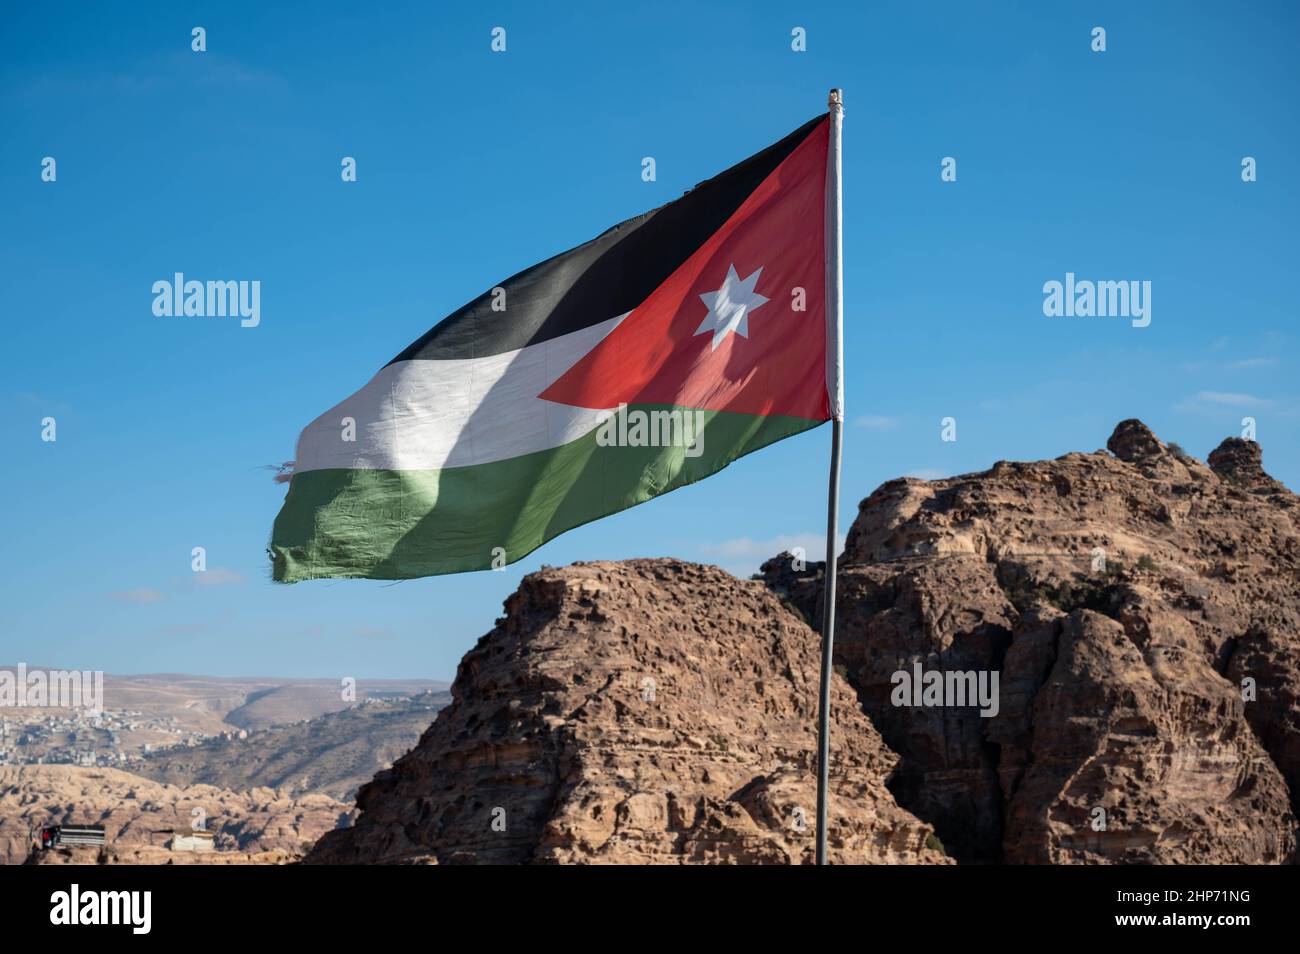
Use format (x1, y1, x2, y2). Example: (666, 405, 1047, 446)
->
(310, 420, 1298, 865)
(762, 420, 1298, 863)
(307, 560, 947, 864)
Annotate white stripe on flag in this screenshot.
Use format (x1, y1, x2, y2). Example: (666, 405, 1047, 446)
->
(292, 313, 626, 474)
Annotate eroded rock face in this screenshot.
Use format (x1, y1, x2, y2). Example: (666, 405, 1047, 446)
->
(761, 421, 1299, 863)
(998, 609, 1290, 864)
(307, 560, 948, 865)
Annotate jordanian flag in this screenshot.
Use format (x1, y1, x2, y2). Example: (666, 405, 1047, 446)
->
(271, 113, 839, 582)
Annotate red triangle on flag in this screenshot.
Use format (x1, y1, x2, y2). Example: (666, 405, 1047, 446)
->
(540, 118, 831, 422)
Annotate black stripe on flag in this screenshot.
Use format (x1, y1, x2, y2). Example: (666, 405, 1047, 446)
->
(388, 114, 827, 363)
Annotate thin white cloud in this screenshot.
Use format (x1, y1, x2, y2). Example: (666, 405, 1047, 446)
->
(1195, 391, 1272, 408)
(1174, 390, 1276, 413)
(905, 468, 950, 480)
(157, 623, 206, 637)
(110, 588, 165, 605)
(1227, 357, 1279, 370)
(700, 533, 846, 574)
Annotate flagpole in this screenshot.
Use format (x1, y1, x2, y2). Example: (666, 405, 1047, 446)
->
(815, 88, 845, 866)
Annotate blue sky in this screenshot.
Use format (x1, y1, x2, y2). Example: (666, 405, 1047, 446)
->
(2, 1, 1296, 680)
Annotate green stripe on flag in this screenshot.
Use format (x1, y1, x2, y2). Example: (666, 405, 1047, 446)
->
(271, 406, 822, 582)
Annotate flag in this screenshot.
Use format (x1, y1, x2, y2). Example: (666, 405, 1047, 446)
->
(271, 114, 836, 582)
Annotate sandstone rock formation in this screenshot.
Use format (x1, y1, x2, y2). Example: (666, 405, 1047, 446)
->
(760, 420, 1298, 863)
(0, 765, 350, 865)
(307, 560, 948, 865)
(1207, 435, 1288, 494)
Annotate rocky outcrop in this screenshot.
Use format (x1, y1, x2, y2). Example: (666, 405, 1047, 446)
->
(1107, 418, 1166, 462)
(307, 560, 948, 865)
(1208, 436, 1287, 494)
(760, 421, 1299, 863)
(0, 765, 350, 865)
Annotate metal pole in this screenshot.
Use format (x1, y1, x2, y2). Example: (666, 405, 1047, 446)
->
(815, 88, 844, 867)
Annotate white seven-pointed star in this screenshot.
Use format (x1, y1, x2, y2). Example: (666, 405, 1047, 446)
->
(694, 264, 769, 350)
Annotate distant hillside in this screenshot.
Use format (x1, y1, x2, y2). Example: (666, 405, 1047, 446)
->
(0, 671, 448, 768)
(134, 692, 451, 800)
(222, 680, 448, 731)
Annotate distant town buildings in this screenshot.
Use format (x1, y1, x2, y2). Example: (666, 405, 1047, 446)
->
(0, 707, 206, 768)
